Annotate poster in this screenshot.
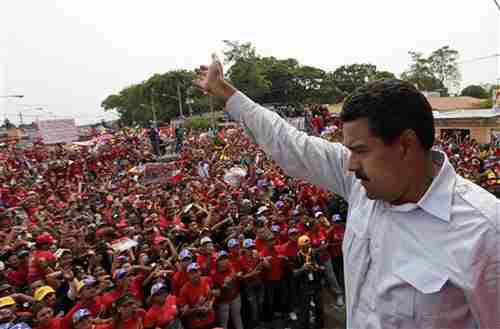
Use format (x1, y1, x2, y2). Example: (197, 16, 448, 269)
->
(38, 119, 78, 144)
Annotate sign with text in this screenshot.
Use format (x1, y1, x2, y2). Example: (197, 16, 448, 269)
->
(38, 119, 78, 144)
(143, 162, 180, 185)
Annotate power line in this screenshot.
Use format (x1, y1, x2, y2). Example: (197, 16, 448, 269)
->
(458, 53, 500, 64)
(493, 0, 500, 11)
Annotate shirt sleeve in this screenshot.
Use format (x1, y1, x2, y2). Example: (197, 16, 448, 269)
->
(467, 230, 500, 328)
(226, 92, 355, 199)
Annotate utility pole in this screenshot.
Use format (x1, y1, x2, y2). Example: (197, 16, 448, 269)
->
(177, 82, 183, 117)
(151, 88, 157, 127)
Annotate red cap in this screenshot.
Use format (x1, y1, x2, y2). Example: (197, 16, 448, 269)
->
(36, 232, 55, 245)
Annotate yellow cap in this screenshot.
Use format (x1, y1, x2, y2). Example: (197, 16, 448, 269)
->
(34, 285, 56, 301)
(0, 296, 16, 308)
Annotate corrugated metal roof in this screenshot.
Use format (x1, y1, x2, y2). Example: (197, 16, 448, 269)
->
(434, 109, 500, 119)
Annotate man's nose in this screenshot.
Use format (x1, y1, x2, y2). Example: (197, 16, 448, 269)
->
(347, 153, 360, 173)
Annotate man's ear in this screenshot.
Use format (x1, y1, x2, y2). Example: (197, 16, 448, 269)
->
(398, 129, 419, 158)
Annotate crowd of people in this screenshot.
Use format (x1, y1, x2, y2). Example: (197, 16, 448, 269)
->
(0, 107, 498, 329)
(0, 124, 349, 329)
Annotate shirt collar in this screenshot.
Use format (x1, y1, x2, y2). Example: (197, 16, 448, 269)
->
(389, 151, 456, 222)
(416, 151, 456, 222)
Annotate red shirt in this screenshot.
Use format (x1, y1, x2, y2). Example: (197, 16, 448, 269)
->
(211, 269, 240, 304)
(34, 318, 61, 329)
(196, 254, 216, 277)
(178, 277, 215, 329)
(61, 298, 106, 329)
(260, 247, 285, 281)
(276, 241, 298, 258)
(28, 249, 56, 283)
(309, 229, 331, 263)
(144, 295, 178, 328)
(255, 238, 265, 253)
(114, 309, 146, 329)
(171, 270, 189, 296)
(328, 224, 345, 258)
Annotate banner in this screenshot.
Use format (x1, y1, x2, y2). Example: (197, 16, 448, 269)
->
(38, 119, 78, 144)
(111, 237, 138, 252)
(143, 162, 180, 185)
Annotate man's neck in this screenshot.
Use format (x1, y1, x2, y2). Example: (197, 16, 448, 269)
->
(392, 153, 438, 205)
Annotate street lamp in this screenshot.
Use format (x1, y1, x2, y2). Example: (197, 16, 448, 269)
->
(0, 95, 24, 98)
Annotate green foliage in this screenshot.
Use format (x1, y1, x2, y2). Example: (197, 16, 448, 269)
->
(461, 85, 489, 99)
(102, 70, 209, 126)
(331, 64, 377, 94)
(183, 116, 211, 130)
(401, 46, 460, 94)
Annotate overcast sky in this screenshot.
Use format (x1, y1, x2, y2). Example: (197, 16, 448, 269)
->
(1, 0, 499, 125)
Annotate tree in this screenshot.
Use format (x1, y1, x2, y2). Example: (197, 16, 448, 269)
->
(461, 85, 488, 99)
(428, 46, 461, 92)
(373, 70, 396, 81)
(331, 64, 378, 94)
(401, 46, 460, 94)
(400, 51, 443, 92)
(102, 70, 209, 126)
(223, 40, 257, 64)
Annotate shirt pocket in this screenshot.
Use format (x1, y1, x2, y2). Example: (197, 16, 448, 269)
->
(392, 259, 464, 320)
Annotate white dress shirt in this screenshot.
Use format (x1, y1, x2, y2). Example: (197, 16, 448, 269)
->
(226, 91, 500, 329)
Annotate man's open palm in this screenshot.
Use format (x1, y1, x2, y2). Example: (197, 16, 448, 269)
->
(194, 53, 224, 95)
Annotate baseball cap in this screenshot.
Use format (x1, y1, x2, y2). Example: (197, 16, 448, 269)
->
(200, 237, 212, 245)
(216, 250, 229, 260)
(76, 277, 98, 292)
(0, 296, 15, 308)
(34, 286, 56, 301)
(114, 268, 129, 281)
(256, 206, 268, 215)
(314, 211, 324, 219)
(9, 324, 31, 329)
(243, 239, 255, 249)
(288, 227, 299, 235)
(271, 225, 281, 233)
(332, 214, 342, 222)
(179, 249, 193, 261)
(150, 282, 167, 297)
(72, 309, 92, 324)
(187, 262, 200, 272)
(227, 239, 238, 249)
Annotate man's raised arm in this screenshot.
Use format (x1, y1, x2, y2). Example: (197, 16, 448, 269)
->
(194, 54, 355, 199)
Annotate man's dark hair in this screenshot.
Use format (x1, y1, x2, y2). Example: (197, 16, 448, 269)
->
(341, 79, 435, 150)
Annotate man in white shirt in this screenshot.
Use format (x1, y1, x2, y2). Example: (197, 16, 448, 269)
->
(193, 54, 500, 329)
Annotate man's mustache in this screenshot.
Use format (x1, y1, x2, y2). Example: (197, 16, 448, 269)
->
(355, 170, 369, 181)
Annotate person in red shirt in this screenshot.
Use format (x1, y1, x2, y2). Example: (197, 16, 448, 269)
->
(171, 249, 193, 297)
(60, 278, 106, 329)
(32, 304, 61, 329)
(276, 227, 300, 321)
(178, 263, 215, 329)
(226, 239, 240, 273)
(211, 251, 243, 329)
(144, 282, 180, 329)
(28, 233, 57, 284)
(309, 214, 344, 307)
(238, 239, 264, 328)
(260, 233, 286, 321)
(196, 237, 216, 277)
(108, 294, 146, 329)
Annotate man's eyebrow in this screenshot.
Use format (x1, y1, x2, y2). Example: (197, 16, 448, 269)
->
(344, 143, 368, 151)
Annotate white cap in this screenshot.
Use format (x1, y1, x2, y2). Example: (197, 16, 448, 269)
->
(200, 237, 213, 245)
